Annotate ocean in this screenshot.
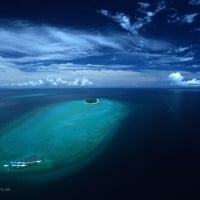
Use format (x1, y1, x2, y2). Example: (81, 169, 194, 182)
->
(0, 88, 200, 199)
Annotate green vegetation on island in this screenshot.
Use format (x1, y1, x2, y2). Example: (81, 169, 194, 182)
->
(84, 98, 99, 104)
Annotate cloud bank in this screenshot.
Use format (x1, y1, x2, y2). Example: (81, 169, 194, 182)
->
(169, 72, 200, 86)
(0, 8, 199, 89)
(11, 77, 93, 88)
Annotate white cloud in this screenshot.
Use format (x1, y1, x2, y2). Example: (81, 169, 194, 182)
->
(99, 1, 166, 35)
(0, 20, 176, 75)
(80, 78, 93, 86)
(2, 65, 200, 88)
(10, 77, 93, 88)
(167, 13, 181, 24)
(112, 13, 132, 32)
(138, 2, 151, 9)
(0, 19, 198, 88)
(98, 7, 175, 54)
(175, 47, 190, 53)
(167, 12, 199, 24)
(168, 72, 200, 86)
(169, 72, 184, 82)
(186, 78, 200, 85)
(0, 22, 122, 66)
(181, 13, 199, 23)
(179, 57, 194, 62)
(99, 10, 136, 34)
(175, 46, 190, 53)
(0, 65, 179, 88)
(189, 0, 200, 5)
(135, 1, 166, 29)
(99, 9, 109, 16)
(0, 20, 183, 73)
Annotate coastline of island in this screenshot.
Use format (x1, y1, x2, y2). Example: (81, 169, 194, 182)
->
(84, 98, 99, 104)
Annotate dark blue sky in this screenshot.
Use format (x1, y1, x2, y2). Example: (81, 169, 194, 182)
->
(0, 0, 200, 87)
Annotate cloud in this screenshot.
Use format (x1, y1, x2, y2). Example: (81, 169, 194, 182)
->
(0, 21, 123, 68)
(168, 72, 200, 86)
(138, 2, 151, 9)
(0, 65, 180, 88)
(0, 19, 198, 88)
(167, 11, 199, 24)
(186, 78, 200, 85)
(0, 20, 177, 74)
(99, 10, 136, 34)
(169, 72, 184, 82)
(136, 1, 166, 28)
(181, 13, 199, 23)
(99, 1, 166, 35)
(167, 12, 181, 24)
(189, 0, 200, 5)
(99, 4, 199, 70)
(175, 46, 190, 53)
(2, 64, 200, 88)
(0, 20, 188, 72)
(10, 77, 93, 88)
(179, 57, 194, 62)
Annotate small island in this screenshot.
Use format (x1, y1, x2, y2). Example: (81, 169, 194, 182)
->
(84, 98, 99, 104)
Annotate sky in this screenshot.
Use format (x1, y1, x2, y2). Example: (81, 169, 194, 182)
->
(0, 0, 200, 88)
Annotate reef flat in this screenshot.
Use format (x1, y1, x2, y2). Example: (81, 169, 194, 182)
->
(0, 98, 128, 183)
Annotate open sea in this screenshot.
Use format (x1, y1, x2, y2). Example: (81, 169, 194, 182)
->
(0, 88, 200, 200)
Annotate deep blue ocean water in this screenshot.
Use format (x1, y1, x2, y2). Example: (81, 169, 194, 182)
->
(1, 88, 200, 200)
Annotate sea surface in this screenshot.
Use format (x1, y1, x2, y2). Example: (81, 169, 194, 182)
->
(0, 88, 200, 200)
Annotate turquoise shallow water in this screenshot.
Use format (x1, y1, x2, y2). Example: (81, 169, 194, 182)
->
(0, 98, 128, 183)
(1, 89, 200, 199)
